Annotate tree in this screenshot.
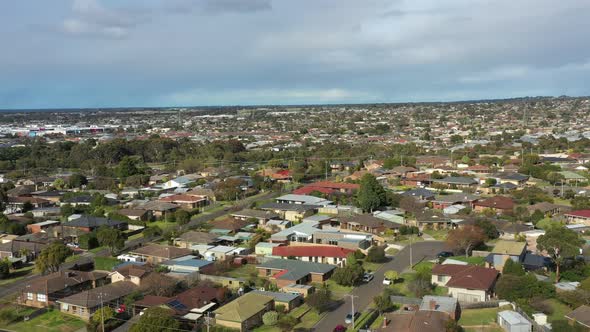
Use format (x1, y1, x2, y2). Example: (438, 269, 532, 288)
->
(97, 226, 124, 255)
(445, 319, 464, 332)
(537, 226, 584, 281)
(446, 225, 486, 257)
(140, 273, 177, 297)
(366, 246, 387, 263)
(332, 264, 364, 286)
(502, 259, 525, 276)
(262, 311, 279, 326)
(174, 210, 190, 225)
(0, 259, 10, 279)
(399, 196, 423, 214)
(91, 306, 114, 325)
(36, 242, 72, 273)
(530, 210, 545, 224)
(52, 178, 66, 189)
(68, 173, 88, 188)
(79, 233, 99, 250)
(357, 174, 386, 212)
(129, 307, 180, 332)
(374, 292, 393, 315)
(22, 201, 34, 213)
(277, 315, 298, 332)
(306, 285, 332, 313)
(346, 253, 359, 266)
(496, 274, 555, 301)
(484, 178, 497, 187)
(384, 270, 398, 282)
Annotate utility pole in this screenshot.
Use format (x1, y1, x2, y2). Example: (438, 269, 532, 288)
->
(345, 294, 359, 328)
(99, 292, 105, 332)
(325, 160, 328, 180)
(409, 235, 413, 268)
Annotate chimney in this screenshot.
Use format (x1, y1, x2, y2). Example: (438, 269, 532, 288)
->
(382, 316, 387, 328)
(430, 300, 437, 310)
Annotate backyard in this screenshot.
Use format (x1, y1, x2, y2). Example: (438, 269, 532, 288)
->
(0, 308, 85, 332)
(459, 305, 512, 327)
(94, 256, 120, 271)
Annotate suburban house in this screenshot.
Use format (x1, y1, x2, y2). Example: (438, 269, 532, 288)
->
(497, 310, 532, 332)
(432, 176, 478, 189)
(230, 209, 280, 226)
(431, 193, 479, 210)
(275, 194, 331, 206)
(271, 245, 354, 266)
(161, 256, 214, 274)
(339, 214, 401, 235)
(473, 196, 515, 215)
(26, 220, 60, 233)
(251, 290, 302, 312)
(19, 270, 108, 308)
(259, 203, 318, 222)
(0, 240, 47, 262)
(162, 176, 195, 189)
(108, 264, 152, 285)
(256, 259, 336, 288)
(526, 202, 570, 217)
(129, 244, 192, 264)
(159, 193, 208, 209)
(491, 173, 530, 186)
(565, 210, 590, 224)
(415, 211, 453, 230)
(133, 285, 225, 316)
(209, 218, 252, 235)
(57, 281, 138, 320)
(213, 292, 275, 331)
(117, 208, 151, 221)
(313, 231, 372, 251)
(431, 264, 499, 302)
(420, 295, 460, 320)
(174, 231, 220, 248)
(373, 210, 405, 225)
(140, 200, 179, 218)
(62, 215, 128, 233)
(384, 310, 453, 332)
(401, 188, 436, 201)
(293, 181, 359, 196)
(485, 240, 526, 271)
(565, 305, 590, 330)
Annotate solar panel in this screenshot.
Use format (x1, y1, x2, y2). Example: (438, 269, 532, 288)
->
(167, 300, 187, 310)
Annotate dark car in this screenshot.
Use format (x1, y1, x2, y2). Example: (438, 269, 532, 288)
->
(345, 312, 360, 324)
(437, 251, 453, 259)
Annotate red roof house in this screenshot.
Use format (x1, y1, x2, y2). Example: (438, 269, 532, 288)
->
(473, 196, 514, 214)
(565, 210, 590, 224)
(272, 245, 355, 267)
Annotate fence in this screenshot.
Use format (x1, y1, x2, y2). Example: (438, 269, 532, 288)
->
(460, 300, 503, 309)
(471, 250, 491, 258)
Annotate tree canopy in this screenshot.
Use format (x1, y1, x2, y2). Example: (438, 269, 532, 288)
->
(537, 226, 584, 281)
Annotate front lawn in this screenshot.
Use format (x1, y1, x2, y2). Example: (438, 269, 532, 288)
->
(0, 264, 35, 287)
(4, 309, 86, 332)
(295, 308, 323, 329)
(362, 261, 383, 273)
(314, 280, 353, 300)
(94, 256, 120, 271)
(422, 229, 448, 240)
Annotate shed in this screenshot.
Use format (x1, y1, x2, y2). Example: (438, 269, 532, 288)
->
(497, 310, 531, 332)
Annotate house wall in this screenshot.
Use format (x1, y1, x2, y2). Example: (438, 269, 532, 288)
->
(431, 274, 451, 287)
(448, 287, 488, 302)
(59, 303, 93, 320)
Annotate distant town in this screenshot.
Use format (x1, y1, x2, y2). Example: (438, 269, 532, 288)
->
(0, 96, 590, 332)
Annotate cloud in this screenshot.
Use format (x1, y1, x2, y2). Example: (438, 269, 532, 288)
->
(202, 0, 272, 13)
(162, 88, 380, 106)
(60, 0, 148, 38)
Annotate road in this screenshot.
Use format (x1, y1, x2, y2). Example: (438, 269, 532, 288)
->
(313, 241, 447, 332)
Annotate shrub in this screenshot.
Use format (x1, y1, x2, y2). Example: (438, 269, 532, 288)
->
(366, 246, 386, 263)
(262, 311, 279, 326)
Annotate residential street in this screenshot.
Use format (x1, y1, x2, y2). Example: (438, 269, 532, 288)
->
(313, 241, 447, 331)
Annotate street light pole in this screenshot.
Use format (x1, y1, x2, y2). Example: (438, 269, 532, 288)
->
(409, 235, 413, 268)
(345, 294, 359, 328)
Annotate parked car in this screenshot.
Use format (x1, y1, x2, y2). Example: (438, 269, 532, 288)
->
(362, 272, 374, 282)
(383, 278, 393, 285)
(345, 312, 360, 324)
(437, 251, 453, 259)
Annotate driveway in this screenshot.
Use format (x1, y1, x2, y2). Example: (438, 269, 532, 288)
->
(313, 241, 447, 331)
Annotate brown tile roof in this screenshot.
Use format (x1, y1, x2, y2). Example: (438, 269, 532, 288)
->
(117, 208, 148, 217)
(566, 305, 590, 327)
(432, 264, 499, 291)
(177, 231, 219, 245)
(113, 264, 152, 278)
(27, 270, 108, 294)
(385, 311, 450, 332)
(209, 218, 251, 231)
(130, 244, 192, 260)
(340, 214, 400, 229)
(57, 281, 138, 308)
(474, 196, 514, 210)
(134, 295, 172, 307)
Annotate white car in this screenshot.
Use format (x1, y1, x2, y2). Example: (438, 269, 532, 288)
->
(362, 273, 374, 282)
(383, 278, 393, 285)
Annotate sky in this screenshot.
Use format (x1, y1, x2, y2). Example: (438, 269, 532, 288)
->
(1, 0, 590, 109)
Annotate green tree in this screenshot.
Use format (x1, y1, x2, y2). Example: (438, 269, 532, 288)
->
(502, 259, 525, 276)
(346, 253, 359, 266)
(22, 201, 34, 213)
(537, 226, 584, 281)
(357, 173, 386, 212)
(117, 156, 141, 179)
(78, 233, 99, 250)
(366, 246, 387, 263)
(97, 226, 125, 255)
(332, 264, 364, 286)
(68, 173, 88, 188)
(0, 259, 10, 279)
(36, 242, 72, 273)
(306, 285, 332, 313)
(374, 292, 393, 315)
(52, 178, 66, 189)
(384, 270, 398, 282)
(60, 204, 75, 218)
(91, 306, 114, 326)
(174, 210, 190, 225)
(129, 307, 180, 332)
(262, 311, 279, 326)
